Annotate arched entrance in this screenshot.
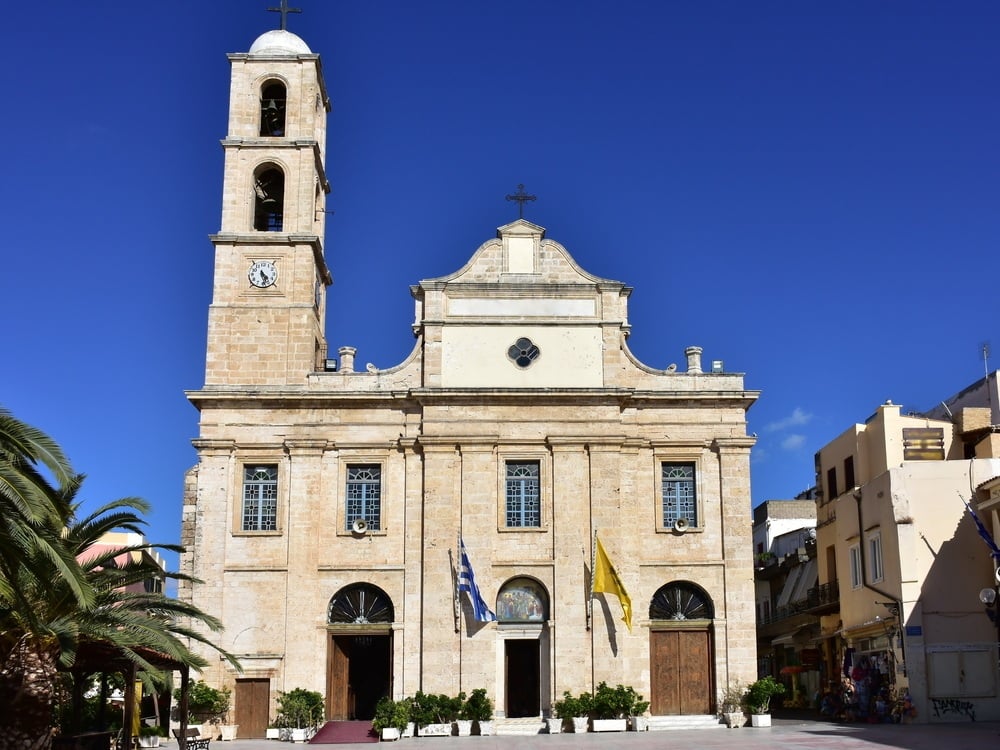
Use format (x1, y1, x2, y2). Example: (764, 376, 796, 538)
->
(326, 583, 394, 721)
(496, 577, 549, 718)
(648, 581, 715, 715)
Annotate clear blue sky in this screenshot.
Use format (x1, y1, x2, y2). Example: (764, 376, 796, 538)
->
(4, 1, 998, 570)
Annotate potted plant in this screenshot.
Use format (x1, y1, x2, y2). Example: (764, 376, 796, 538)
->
(744, 676, 785, 727)
(138, 726, 165, 747)
(176, 680, 232, 736)
(372, 696, 408, 741)
(623, 686, 650, 732)
(411, 691, 459, 736)
(590, 682, 633, 732)
(550, 692, 574, 733)
(552, 691, 592, 733)
(265, 721, 281, 741)
(276, 688, 325, 741)
(719, 683, 746, 728)
(461, 689, 493, 736)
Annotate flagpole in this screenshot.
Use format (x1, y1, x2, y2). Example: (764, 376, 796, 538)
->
(590, 528, 597, 692)
(588, 529, 596, 631)
(454, 531, 461, 633)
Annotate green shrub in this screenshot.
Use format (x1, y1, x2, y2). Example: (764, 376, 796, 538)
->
(591, 682, 647, 719)
(411, 691, 462, 725)
(173, 681, 231, 724)
(460, 689, 492, 721)
(276, 688, 325, 728)
(743, 676, 786, 714)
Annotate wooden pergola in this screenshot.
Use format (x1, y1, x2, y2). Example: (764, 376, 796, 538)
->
(58, 640, 197, 750)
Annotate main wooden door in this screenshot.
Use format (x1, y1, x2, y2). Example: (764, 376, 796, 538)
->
(327, 633, 392, 720)
(505, 640, 540, 718)
(234, 678, 270, 738)
(650, 629, 712, 715)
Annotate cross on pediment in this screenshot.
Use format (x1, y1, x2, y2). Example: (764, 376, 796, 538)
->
(505, 184, 536, 219)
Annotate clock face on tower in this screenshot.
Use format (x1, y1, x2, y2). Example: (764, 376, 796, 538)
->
(248, 260, 278, 288)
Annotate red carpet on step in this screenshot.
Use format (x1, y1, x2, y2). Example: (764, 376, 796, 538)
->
(309, 721, 378, 744)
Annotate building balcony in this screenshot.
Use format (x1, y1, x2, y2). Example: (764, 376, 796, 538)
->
(802, 580, 840, 615)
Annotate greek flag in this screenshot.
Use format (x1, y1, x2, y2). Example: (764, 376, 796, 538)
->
(458, 538, 497, 622)
(964, 497, 1000, 560)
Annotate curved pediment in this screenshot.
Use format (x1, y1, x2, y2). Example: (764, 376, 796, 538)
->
(420, 220, 624, 289)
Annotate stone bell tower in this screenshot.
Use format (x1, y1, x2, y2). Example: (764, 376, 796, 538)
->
(204, 23, 332, 386)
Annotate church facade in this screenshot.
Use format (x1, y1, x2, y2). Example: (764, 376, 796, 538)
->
(179, 26, 759, 737)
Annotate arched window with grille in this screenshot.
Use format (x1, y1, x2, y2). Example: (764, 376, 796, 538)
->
(328, 583, 394, 625)
(649, 581, 714, 621)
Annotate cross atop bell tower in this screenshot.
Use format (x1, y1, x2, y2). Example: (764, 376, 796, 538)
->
(267, 0, 302, 30)
(202, 26, 333, 387)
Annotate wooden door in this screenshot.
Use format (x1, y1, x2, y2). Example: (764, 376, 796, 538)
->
(327, 635, 351, 720)
(650, 629, 712, 715)
(234, 678, 269, 738)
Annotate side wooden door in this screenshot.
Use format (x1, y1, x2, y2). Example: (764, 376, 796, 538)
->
(650, 629, 712, 715)
(234, 678, 270, 738)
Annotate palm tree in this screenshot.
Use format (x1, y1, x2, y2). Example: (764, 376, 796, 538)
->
(0, 421, 239, 750)
(0, 407, 91, 612)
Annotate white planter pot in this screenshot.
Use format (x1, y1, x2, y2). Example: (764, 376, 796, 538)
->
(402, 722, 414, 738)
(724, 712, 747, 728)
(265, 728, 280, 740)
(380, 727, 401, 741)
(547, 718, 563, 734)
(630, 716, 649, 731)
(138, 737, 160, 748)
(476, 720, 493, 736)
(571, 717, 589, 733)
(290, 728, 309, 742)
(219, 725, 238, 741)
(592, 718, 627, 732)
(750, 713, 771, 727)
(455, 720, 473, 737)
(418, 723, 452, 736)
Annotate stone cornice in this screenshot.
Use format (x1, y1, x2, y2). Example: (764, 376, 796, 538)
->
(219, 139, 330, 193)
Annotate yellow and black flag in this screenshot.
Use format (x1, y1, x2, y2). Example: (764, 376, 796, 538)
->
(592, 533, 632, 633)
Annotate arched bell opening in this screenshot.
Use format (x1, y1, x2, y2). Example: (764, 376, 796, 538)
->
(326, 583, 394, 722)
(259, 81, 287, 137)
(648, 581, 716, 716)
(253, 165, 285, 232)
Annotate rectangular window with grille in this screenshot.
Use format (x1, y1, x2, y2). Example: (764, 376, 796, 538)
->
(346, 464, 381, 530)
(505, 461, 541, 527)
(242, 465, 278, 531)
(661, 462, 697, 528)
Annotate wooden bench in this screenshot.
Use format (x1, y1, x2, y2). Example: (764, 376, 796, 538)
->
(172, 729, 210, 750)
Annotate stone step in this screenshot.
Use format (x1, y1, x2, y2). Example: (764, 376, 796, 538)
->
(493, 718, 547, 735)
(647, 714, 725, 731)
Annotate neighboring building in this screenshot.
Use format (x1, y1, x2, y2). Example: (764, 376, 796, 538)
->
(752, 498, 821, 703)
(80, 531, 167, 594)
(178, 25, 760, 737)
(813, 392, 1000, 723)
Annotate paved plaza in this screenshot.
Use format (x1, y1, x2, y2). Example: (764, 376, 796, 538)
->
(216, 717, 1000, 750)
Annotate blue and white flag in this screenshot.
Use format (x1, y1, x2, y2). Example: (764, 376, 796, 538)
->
(964, 497, 1000, 560)
(458, 538, 497, 622)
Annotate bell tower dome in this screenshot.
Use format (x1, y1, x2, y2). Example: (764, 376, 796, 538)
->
(204, 21, 332, 386)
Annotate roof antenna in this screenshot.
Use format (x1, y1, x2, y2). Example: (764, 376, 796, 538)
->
(982, 342, 994, 424)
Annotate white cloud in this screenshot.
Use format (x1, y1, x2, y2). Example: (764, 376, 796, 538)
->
(765, 407, 813, 433)
(781, 434, 807, 451)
